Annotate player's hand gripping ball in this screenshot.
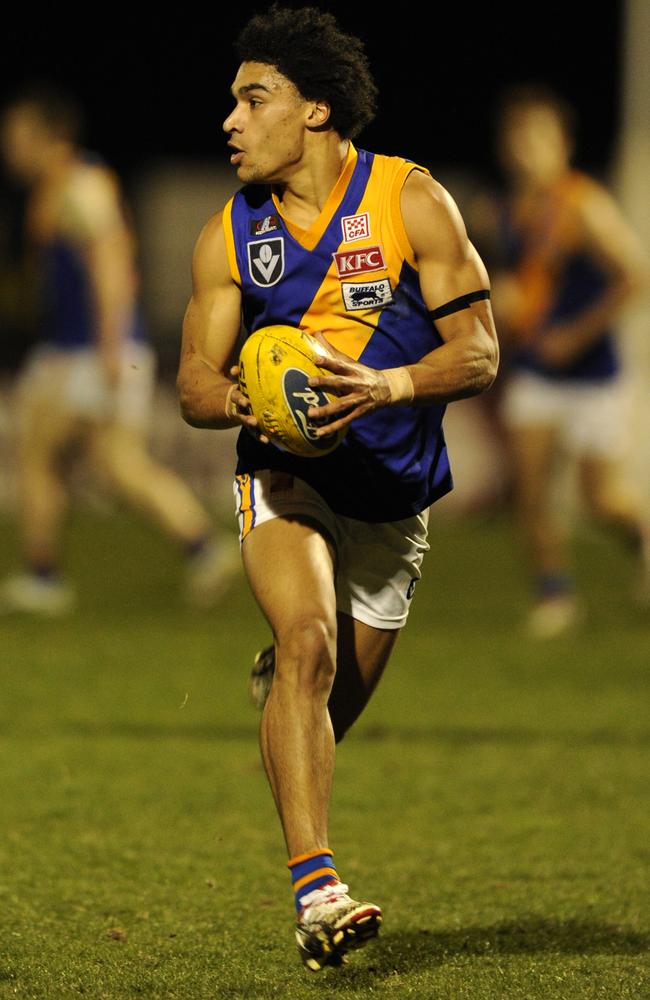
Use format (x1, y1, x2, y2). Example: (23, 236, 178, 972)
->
(238, 326, 347, 457)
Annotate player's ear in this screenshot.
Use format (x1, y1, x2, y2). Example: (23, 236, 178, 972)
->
(306, 100, 331, 130)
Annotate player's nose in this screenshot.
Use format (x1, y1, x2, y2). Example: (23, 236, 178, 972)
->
(223, 108, 241, 134)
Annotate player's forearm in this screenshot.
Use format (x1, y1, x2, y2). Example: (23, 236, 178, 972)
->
(89, 248, 136, 371)
(404, 329, 499, 405)
(177, 361, 238, 429)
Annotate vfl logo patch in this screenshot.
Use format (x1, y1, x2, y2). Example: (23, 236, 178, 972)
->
(333, 244, 386, 278)
(282, 368, 338, 450)
(342, 278, 394, 312)
(248, 237, 284, 287)
(250, 214, 280, 236)
(341, 211, 370, 243)
(406, 578, 417, 600)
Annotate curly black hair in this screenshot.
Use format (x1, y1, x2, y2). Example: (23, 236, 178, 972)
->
(235, 5, 377, 140)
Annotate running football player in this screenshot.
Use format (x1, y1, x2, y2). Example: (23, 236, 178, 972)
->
(492, 87, 649, 636)
(0, 86, 239, 614)
(178, 6, 498, 970)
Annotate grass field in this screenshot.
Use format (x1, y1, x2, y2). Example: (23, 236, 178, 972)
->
(1, 508, 649, 999)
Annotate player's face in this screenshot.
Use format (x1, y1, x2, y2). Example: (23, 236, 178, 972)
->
(498, 105, 571, 186)
(0, 106, 49, 182)
(223, 62, 311, 183)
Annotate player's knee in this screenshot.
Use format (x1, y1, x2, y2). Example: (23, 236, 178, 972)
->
(275, 615, 336, 694)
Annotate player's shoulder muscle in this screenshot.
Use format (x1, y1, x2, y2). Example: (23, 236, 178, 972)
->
(62, 163, 123, 240)
(400, 169, 472, 266)
(192, 209, 233, 294)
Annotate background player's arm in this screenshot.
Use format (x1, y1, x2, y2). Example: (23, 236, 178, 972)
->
(177, 212, 262, 437)
(63, 168, 137, 386)
(308, 172, 499, 433)
(535, 181, 649, 368)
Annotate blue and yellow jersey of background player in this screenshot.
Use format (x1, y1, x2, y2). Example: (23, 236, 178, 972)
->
(24, 153, 145, 355)
(178, 60, 499, 523)
(490, 91, 649, 385)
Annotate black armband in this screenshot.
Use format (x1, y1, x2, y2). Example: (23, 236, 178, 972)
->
(429, 289, 491, 321)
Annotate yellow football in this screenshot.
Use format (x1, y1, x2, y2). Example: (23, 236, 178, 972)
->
(238, 325, 347, 458)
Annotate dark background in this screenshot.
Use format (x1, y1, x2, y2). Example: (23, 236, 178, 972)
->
(0, 3, 625, 368)
(3, 4, 624, 177)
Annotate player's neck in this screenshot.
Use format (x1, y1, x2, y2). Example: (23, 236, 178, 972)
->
(38, 144, 78, 187)
(514, 163, 571, 197)
(272, 135, 350, 229)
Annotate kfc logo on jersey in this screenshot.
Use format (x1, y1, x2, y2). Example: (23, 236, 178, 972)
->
(341, 278, 394, 312)
(333, 245, 386, 278)
(341, 211, 370, 243)
(248, 237, 285, 287)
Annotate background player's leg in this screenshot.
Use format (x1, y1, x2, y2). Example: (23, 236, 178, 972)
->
(242, 517, 338, 857)
(88, 423, 213, 543)
(15, 395, 80, 574)
(0, 388, 80, 614)
(509, 423, 578, 635)
(329, 613, 397, 743)
(509, 424, 566, 580)
(579, 455, 647, 549)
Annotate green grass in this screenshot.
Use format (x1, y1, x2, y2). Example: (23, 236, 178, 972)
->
(0, 508, 649, 999)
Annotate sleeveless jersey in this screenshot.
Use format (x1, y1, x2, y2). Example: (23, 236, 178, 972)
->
(36, 154, 145, 349)
(500, 170, 619, 382)
(222, 143, 453, 523)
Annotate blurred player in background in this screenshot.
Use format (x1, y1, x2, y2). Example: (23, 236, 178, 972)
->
(489, 86, 649, 637)
(0, 86, 239, 615)
(178, 6, 498, 971)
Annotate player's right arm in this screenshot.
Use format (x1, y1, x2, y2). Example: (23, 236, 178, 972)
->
(177, 211, 258, 435)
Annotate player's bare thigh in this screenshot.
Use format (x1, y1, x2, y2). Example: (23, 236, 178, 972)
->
(241, 516, 338, 647)
(15, 365, 87, 461)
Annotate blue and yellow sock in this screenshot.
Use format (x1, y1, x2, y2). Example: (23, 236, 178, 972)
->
(288, 848, 339, 913)
(537, 573, 574, 600)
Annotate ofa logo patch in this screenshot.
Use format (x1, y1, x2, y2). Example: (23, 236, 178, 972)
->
(341, 278, 393, 312)
(248, 237, 285, 287)
(281, 368, 337, 450)
(333, 245, 386, 278)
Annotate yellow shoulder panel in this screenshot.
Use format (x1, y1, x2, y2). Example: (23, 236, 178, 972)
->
(222, 197, 242, 286)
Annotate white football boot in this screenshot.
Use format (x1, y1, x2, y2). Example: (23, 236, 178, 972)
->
(0, 573, 76, 617)
(295, 882, 382, 971)
(526, 594, 582, 639)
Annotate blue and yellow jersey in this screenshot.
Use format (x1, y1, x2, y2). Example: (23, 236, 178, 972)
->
(501, 170, 619, 382)
(223, 143, 452, 522)
(34, 153, 145, 350)
(38, 239, 145, 349)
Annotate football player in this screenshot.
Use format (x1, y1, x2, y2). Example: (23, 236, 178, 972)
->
(178, 6, 498, 970)
(0, 86, 239, 614)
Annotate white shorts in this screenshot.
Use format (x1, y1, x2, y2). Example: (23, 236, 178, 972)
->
(501, 371, 629, 457)
(17, 341, 156, 429)
(233, 469, 430, 630)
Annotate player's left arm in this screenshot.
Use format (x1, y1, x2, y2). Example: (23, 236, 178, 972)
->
(308, 171, 499, 433)
(62, 167, 136, 386)
(536, 180, 649, 368)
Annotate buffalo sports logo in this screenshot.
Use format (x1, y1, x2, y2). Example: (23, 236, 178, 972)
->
(332, 245, 386, 278)
(248, 237, 285, 287)
(341, 211, 370, 243)
(341, 278, 393, 312)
